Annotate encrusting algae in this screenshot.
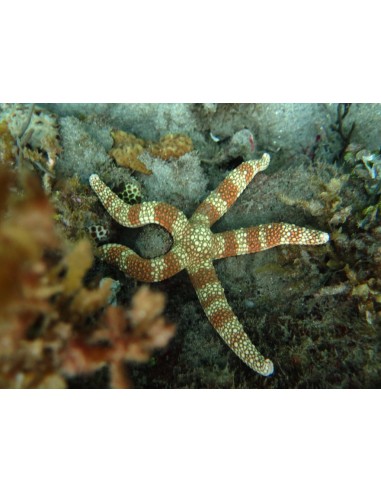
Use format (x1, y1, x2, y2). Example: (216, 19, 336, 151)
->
(147, 133, 193, 160)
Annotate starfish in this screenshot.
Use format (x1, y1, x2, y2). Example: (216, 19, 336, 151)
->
(89, 153, 329, 376)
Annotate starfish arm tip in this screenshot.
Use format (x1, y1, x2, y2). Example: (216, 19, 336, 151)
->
(259, 359, 274, 377)
(89, 173, 99, 185)
(260, 153, 271, 170)
(322, 232, 330, 243)
(314, 231, 330, 244)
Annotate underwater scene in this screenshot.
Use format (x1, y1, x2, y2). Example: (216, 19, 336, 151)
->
(0, 103, 380, 389)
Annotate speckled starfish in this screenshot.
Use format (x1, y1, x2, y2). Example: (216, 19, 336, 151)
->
(89, 153, 329, 376)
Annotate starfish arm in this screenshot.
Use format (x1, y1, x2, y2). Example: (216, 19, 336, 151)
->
(213, 223, 330, 259)
(187, 259, 274, 376)
(190, 153, 270, 227)
(98, 243, 186, 282)
(89, 174, 188, 239)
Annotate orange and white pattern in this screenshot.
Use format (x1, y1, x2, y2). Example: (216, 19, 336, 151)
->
(89, 153, 329, 376)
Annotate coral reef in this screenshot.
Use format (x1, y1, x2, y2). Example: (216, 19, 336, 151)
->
(277, 150, 381, 327)
(0, 104, 62, 192)
(1, 102, 380, 388)
(56, 115, 115, 183)
(42, 103, 381, 166)
(51, 174, 103, 242)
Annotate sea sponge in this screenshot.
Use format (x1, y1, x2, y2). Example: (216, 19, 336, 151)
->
(139, 151, 208, 215)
